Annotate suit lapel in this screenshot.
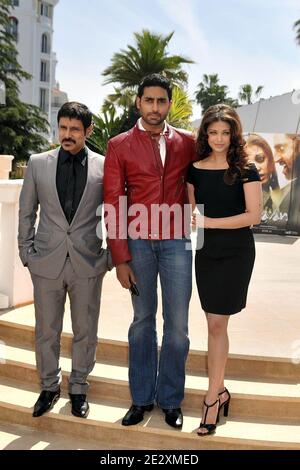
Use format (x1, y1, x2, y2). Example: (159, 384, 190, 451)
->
(47, 147, 69, 226)
(69, 149, 94, 228)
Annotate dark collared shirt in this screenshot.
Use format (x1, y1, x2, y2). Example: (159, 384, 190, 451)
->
(56, 146, 88, 223)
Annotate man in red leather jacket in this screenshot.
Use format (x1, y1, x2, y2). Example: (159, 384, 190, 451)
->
(104, 74, 196, 429)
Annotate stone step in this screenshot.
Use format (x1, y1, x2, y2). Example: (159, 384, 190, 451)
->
(1, 319, 299, 381)
(1, 345, 300, 423)
(0, 421, 117, 450)
(0, 377, 299, 450)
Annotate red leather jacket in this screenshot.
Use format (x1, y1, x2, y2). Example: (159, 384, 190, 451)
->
(104, 123, 196, 266)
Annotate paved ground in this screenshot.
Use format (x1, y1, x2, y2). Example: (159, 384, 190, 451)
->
(1, 233, 300, 359)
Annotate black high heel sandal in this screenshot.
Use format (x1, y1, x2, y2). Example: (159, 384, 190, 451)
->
(218, 387, 231, 417)
(197, 398, 220, 436)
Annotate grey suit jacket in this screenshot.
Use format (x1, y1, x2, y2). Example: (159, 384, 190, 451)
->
(18, 147, 112, 279)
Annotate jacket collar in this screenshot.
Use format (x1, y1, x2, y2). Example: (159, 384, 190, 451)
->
(49, 146, 92, 160)
(134, 120, 173, 139)
(58, 146, 88, 166)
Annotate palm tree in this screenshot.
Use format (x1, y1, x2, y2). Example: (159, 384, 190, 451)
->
(87, 108, 125, 154)
(102, 30, 194, 89)
(100, 30, 195, 141)
(194, 74, 238, 112)
(167, 86, 193, 129)
(102, 87, 136, 113)
(294, 19, 300, 45)
(238, 84, 264, 105)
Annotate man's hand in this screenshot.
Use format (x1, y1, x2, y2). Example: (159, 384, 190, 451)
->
(116, 263, 136, 289)
(192, 210, 204, 229)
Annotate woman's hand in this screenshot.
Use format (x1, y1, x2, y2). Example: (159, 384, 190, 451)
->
(192, 212, 214, 229)
(191, 211, 201, 230)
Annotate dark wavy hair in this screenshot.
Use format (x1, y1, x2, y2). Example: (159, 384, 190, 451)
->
(57, 102, 93, 131)
(137, 73, 172, 101)
(196, 104, 249, 185)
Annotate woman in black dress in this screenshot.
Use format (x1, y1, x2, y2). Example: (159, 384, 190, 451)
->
(187, 105, 262, 436)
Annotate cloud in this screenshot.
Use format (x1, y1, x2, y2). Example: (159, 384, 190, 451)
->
(157, 0, 209, 54)
(190, 41, 300, 100)
(232, 0, 300, 8)
(188, 37, 300, 119)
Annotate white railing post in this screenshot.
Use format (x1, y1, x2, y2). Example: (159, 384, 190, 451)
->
(0, 155, 14, 179)
(0, 156, 33, 308)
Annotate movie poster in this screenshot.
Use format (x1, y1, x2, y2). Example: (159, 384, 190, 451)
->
(244, 133, 300, 235)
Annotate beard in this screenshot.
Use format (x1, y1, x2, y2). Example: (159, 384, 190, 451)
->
(282, 163, 292, 180)
(142, 113, 167, 127)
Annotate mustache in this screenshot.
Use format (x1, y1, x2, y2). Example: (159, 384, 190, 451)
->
(62, 138, 76, 144)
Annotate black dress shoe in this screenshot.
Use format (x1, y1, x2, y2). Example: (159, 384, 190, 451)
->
(32, 389, 60, 417)
(122, 404, 154, 426)
(69, 394, 89, 418)
(162, 408, 183, 428)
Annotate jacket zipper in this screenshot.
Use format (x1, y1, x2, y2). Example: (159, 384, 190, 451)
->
(148, 135, 164, 204)
(174, 175, 185, 198)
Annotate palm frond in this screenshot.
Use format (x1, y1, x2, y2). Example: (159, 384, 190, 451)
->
(294, 19, 300, 45)
(102, 29, 194, 88)
(168, 86, 193, 129)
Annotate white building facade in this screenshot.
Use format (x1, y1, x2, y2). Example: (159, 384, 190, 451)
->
(51, 80, 68, 143)
(8, 0, 67, 140)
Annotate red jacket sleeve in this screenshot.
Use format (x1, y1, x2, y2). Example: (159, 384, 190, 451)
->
(103, 140, 132, 266)
(189, 132, 198, 162)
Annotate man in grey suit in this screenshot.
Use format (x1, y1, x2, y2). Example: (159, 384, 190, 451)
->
(18, 102, 110, 418)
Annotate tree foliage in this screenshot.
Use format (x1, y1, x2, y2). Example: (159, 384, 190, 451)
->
(195, 74, 238, 112)
(87, 108, 127, 155)
(238, 84, 264, 105)
(102, 30, 194, 89)
(0, 0, 48, 163)
(98, 29, 194, 144)
(294, 19, 300, 45)
(168, 86, 193, 130)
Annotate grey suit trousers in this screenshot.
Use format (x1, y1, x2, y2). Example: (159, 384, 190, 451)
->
(31, 258, 104, 394)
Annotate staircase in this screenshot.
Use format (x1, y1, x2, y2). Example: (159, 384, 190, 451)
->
(0, 317, 300, 450)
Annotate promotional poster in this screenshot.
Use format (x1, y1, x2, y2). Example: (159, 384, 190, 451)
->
(245, 133, 300, 235)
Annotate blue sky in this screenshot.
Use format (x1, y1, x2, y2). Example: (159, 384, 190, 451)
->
(53, 0, 300, 117)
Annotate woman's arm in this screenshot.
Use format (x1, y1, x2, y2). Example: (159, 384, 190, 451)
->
(187, 182, 196, 211)
(194, 181, 262, 229)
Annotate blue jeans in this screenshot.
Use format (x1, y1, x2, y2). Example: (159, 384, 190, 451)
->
(128, 239, 192, 409)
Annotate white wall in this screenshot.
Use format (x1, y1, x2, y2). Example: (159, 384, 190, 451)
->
(0, 180, 33, 308)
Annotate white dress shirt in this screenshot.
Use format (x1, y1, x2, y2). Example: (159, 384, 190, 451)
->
(137, 118, 167, 166)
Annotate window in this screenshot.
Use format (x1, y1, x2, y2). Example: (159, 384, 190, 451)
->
(41, 33, 50, 54)
(7, 17, 18, 41)
(11, 0, 19, 6)
(40, 60, 49, 82)
(40, 2, 53, 18)
(53, 96, 61, 107)
(40, 88, 48, 113)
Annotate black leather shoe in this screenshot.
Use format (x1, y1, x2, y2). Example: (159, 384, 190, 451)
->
(69, 394, 89, 418)
(32, 389, 60, 417)
(122, 404, 154, 426)
(162, 408, 183, 428)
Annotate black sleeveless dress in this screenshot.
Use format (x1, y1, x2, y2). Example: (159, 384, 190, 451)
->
(187, 163, 260, 315)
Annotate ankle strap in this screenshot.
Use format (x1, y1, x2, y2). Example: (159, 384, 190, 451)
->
(204, 398, 219, 408)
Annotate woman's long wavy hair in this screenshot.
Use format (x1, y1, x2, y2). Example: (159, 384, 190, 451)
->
(196, 104, 249, 185)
